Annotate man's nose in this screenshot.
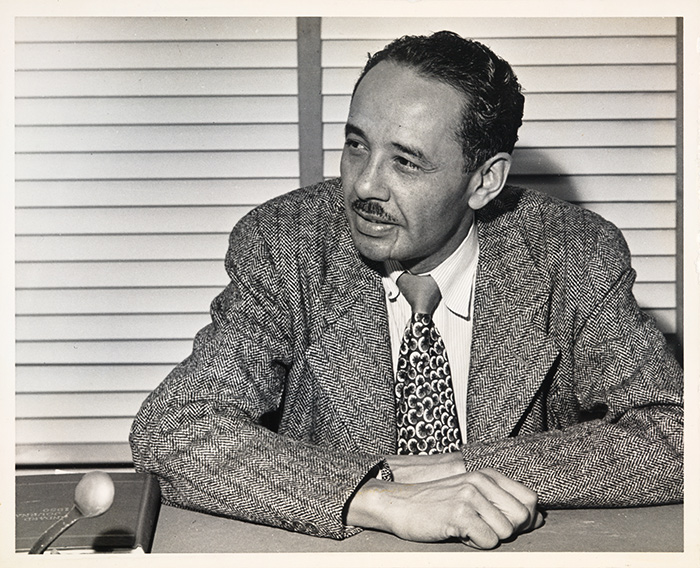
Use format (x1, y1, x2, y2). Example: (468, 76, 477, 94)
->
(354, 158, 390, 201)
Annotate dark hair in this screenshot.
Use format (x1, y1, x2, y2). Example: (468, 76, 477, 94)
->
(353, 31, 524, 171)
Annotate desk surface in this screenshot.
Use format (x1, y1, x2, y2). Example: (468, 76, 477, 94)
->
(152, 503, 683, 553)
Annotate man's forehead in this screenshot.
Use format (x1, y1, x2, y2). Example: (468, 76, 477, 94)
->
(353, 60, 464, 102)
(347, 62, 465, 153)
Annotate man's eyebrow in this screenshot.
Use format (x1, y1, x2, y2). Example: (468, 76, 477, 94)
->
(344, 123, 365, 138)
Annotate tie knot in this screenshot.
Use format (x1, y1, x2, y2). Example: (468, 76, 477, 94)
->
(396, 272, 442, 315)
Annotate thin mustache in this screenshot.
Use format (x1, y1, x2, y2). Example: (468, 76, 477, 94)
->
(351, 199, 398, 224)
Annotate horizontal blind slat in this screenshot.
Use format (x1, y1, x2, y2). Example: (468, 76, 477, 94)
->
(524, 93, 676, 121)
(15, 303, 675, 367)
(506, 175, 676, 202)
(16, 41, 298, 70)
(16, 418, 135, 444)
(574, 202, 676, 229)
(17, 443, 133, 465)
(13, 176, 675, 207)
(16, 151, 300, 180)
(15, 179, 297, 207)
(16, 97, 300, 125)
(16, 340, 195, 365)
(16, 124, 300, 152)
(17, 314, 212, 341)
(17, 69, 298, 97)
(16, 206, 254, 235)
(16, 287, 221, 315)
(17, 392, 148, 419)
(16, 17, 297, 41)
(630, 256, 677, 282)
(16, 260, 229, 288)
(16, 279, 673, 320)
(516, 120, 675, 148)
(621, 230, 675, 256)
(16, 365, 173, 393)
(643, 310, 676, 334)
(16, 234, 230, 261)
(633, 282, 676, 308)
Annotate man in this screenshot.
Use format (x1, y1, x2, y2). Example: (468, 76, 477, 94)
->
(130, 32, 683, 549)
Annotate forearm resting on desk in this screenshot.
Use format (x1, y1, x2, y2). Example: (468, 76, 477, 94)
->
(345, 468, 543, 550)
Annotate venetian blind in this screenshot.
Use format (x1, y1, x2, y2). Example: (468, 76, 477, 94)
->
(15, 16, 682, 467)
(321, 17, 680, 341)
(15, 17, 300, 465)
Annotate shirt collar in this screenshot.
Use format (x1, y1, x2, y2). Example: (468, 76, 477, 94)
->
(382, 222, 479, 319)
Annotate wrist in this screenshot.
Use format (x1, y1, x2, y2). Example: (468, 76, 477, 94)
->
(387, 450, 465, 483)
(345, 478, 394, 532)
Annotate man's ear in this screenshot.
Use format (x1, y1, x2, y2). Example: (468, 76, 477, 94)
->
(466, 152, 512, 210)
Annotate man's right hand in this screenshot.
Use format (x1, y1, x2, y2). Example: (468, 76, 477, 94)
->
(345, 468, 543, 549)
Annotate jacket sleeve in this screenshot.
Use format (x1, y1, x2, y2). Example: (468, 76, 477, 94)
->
(460, 215, 683, 508)
(129, 206, 383, 539)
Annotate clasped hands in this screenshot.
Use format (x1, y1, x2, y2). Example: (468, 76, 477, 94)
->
(346, 452, 543, 549)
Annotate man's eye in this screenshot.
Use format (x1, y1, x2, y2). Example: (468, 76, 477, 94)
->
(396, 156, 420, 171)
(344, 138, 365, 151)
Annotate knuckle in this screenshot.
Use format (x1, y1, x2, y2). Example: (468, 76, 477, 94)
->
(465, 470, 487, 484)
(510, 503, 530, 527)
(522, 488, 539, 509)
(460, 483, 478, 500)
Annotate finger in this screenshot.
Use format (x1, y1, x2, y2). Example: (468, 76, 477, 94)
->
(481, 469, 539, 509)
(520, 510, 545, 534)
(462, 510, 544, 548)
(478, 469, 539, 530)
(457, 484, 517, 542)
(534, 510, 545, 529)
(457, 511, 501, 550)
(466, 472, 534, 532)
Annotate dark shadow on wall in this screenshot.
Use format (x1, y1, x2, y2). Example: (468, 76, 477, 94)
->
(509, 146, 582, 204)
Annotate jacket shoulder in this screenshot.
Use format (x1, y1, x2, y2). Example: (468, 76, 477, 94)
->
(238, 179, 343, 233)
(486, 185, 632, 268)
(226, 179, 344, 256)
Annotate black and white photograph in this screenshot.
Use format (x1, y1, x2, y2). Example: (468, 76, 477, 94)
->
(2, 1, 698, 566)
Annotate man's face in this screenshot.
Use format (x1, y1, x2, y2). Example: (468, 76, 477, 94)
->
(341, 61, 480, 274)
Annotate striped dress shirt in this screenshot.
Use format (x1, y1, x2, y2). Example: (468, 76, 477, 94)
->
(382, 223, 479, 444)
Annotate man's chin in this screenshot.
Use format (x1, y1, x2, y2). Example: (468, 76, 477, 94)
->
(350, 230, 397, 264)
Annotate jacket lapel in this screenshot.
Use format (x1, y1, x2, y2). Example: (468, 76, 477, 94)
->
(466, 190, 560, 443)
(304, 205, 397, 454)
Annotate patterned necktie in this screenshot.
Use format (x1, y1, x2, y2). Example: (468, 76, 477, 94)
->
(395, 272, 462, 455)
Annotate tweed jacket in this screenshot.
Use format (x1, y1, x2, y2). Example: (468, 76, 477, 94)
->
(130, 179, 683, 540)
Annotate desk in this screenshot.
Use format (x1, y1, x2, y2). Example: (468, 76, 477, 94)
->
(152, 503, 683, 553)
